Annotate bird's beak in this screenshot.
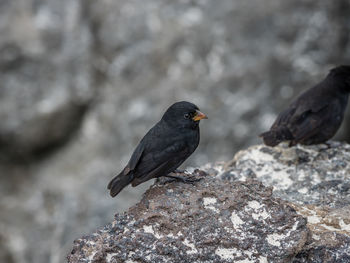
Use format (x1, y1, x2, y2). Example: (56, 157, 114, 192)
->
(192, 110, 208, 121)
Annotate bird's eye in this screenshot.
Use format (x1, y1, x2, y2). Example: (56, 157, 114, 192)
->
(184, 113, 191, 119)
(300, 112, 308, 120)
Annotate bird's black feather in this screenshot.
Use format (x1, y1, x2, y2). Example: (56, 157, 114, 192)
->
(108, 101, 206, 197)
(260, 65, 350, 146)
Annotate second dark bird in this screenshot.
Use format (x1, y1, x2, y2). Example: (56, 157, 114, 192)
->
(108, 101, 207, 197)
(260, 65, 350, 147)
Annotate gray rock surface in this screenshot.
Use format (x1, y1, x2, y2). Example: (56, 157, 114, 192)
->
(68, 177, 308, 263)
(225, 141, 350, 207)
(68, 142, 350, 263)
(217, 142, 350, 262)
(1, 1, 350, 263)
(0, 0, 94, 161)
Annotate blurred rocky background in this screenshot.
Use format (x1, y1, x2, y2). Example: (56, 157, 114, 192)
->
(0, 0, 349, 262)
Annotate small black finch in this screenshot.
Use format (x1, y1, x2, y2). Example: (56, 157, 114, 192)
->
(108, 101, 207, 197)
(260, 65, 350, 147)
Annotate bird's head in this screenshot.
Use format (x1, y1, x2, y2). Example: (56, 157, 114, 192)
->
(162, 101, 208, 129)
(329, 65, 350, 92)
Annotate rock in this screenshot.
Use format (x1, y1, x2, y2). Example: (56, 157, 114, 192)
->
(0, 0, 94, 162)
(226, 141, 350, 207)
(1, 1, 350, 263)
(219, 141, 350, 262)
(68, 175, 308, 263)
(68, 142, 350, 263)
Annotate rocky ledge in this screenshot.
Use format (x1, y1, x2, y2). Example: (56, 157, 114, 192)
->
(68, 142, 350, 263)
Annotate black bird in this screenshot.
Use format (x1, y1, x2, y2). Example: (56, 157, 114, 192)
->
(260, 65, 350, 147)
(108, 101, 208, 197)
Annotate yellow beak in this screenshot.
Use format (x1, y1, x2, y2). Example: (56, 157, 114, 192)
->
(192, 110, 208, 121)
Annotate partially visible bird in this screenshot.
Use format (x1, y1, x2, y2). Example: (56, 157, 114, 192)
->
(108, 101, 208, 197)
(260, 65, 350, 147)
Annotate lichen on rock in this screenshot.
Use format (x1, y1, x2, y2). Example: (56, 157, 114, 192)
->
(68, 142, 350, 263)
(68, 175, 308, 262)
(215, 141, 350, 262)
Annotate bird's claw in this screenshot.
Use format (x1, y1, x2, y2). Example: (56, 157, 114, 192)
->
(163, 174, 202, 184)
(174, 169, 188, 174)
(181, 176, 202, 184)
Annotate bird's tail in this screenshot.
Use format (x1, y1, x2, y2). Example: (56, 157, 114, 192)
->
(259, 127, 293, 147)
(107, 170, 133, 197)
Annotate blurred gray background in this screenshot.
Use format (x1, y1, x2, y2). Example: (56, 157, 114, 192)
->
(0, 0, 349, 262)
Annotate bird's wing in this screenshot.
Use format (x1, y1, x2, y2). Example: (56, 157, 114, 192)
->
(131, 140, 190, 186)
(269, 86, 331, 145)
(290, 97, 329, 123)
(290, 101, 329, 125)
(121, 121, 168, 175)
(121, 141, 145, 176)
(271, 106, 296, 129)
(288, 95, 340, 144)
(271, 82, 330, 128)
(288, 108, 327, 143)
(137, 139, 188, 174)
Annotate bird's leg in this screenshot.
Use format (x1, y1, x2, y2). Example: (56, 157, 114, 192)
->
(174, 168, 188, 174)
(324, 142, 332, 149)
(164, 174, 201, 184)
(318, 142, 332, 152)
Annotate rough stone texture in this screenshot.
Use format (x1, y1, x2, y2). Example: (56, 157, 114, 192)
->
(217, 142, 350, 262)
(68, 176, 308, 263)
(68, 142, 350, 263)
(1, 1, 350, 263)
(225, 141, 350, 207)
